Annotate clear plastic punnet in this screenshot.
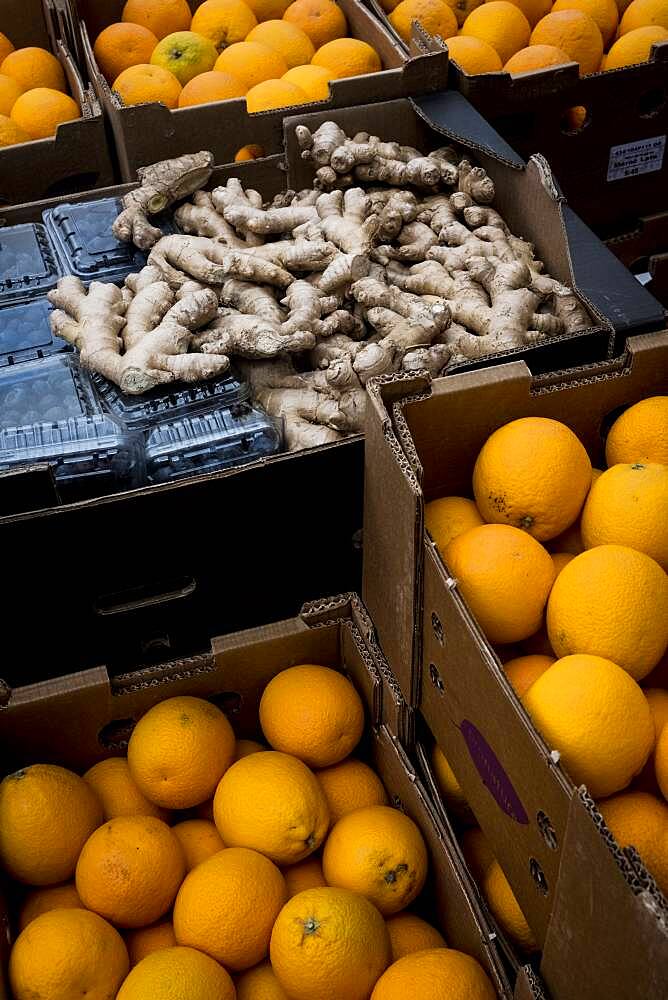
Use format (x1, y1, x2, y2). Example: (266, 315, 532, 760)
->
(0, 298, 71, 367)
(0, 224, 61, 306)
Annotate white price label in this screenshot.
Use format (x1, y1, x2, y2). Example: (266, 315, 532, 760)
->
(607, 135, 666, 182)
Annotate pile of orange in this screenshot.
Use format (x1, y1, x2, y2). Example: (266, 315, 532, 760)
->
(92, 0, 382, 116)
(0, 666, 497, 999)
(378, 0, 668, 76)
(425, 395, 668, 904)
(0, 32, 81, 148)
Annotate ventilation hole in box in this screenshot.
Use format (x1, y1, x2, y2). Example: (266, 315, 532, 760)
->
(0, 678, 10, 708)
(352, 528, 363, 552)
(560, 106, 590, 135)
(537, 810, 559, 850)
(139, 635, 172, 659)
(599, 402, 631, 449)
(638, 88, 666, 118)
(429, 663, 444, 693)
(392, 794, 406, 813)
(529, 857, 549, 896)
(99, 718, 135, 749)
(431, 612, 444, 645)
(210, 691, 243, 716)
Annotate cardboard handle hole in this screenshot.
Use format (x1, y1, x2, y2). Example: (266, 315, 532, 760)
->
(429, 663, 444, 693)
(431, 611, 444, 645)
(529, 857, 549, 896)
(598, 402, 631, 449)
(99, 718, 135, 750)
(210, 691, 243, 716)
(391, 794, 405, 812)
(352, 528, 363, 552)
(560, 106, 590, 136)
(638, 88, 666, 118)
(536, 810, 559, 851)
(94, 576, 197, 615)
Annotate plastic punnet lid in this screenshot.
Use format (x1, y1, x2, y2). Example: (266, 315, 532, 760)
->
(0, 298, 71, 366)
(0, 354, 99, 429)
(0, 224, 60, 305)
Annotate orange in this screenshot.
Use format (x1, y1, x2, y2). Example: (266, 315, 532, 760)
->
(523, 654, 654, 797)
(0, 73, 23, 115)
(93, 22, 159, 83)
(431, 744, 469, 814)
(282, 854, 327, 895)
(172, 818, 225, 870)
(504, 42, 572, 71)
(9, 908, 129, 1000)
(215, 41, 289, 87)
(646, 688, 668, 743)
(546, 544, 668, 680)
(283, 0, 348, 47)
(441, 0, 484, 26)
(214, 751, 329, 863)
(128, 695, 235, 809)
(581, 463, 668, 570)
(551, 551, 574, 576)
(311, 37, 382, 76)
(389, 0, 458, 44)
(552, 0, 618, 44)
(236, 960, 290, 999)
(84, 757, 169, 822)
(173, 846, 286, 969)
(235, 737, 267, 758)
(0, 32, 14, 65)
(482, 861, 537, 951)
(260, 665, 364, 767)
(371, 947, 496, 1000)
(245, 0, 293, 19)
(491, 0, 551, 25)
(604, 24, 668, 66)
(282, 63, 333, 99)
(270, 886, 391, 1000)
(0, 764, 102, 885)
(113, 63, 182, 107)
(598, 791, 668, 895)
(656, 725, 668, 801)
(606, 397, 668, 465)
(235, 143, 265, 160)
(322, 805, 428, 915)
(316, 757, 388, 823)
(444, 35, 503, 71)
(125, 919, 177, 965)
(460, 826, 495, 882)
(445, 524, 556, 644)
(117, 945, 236, 999)
(191, 0, 258, 51)
(503, 653, 554, 697)
(619, 0, 668, 33)
(461, 2, 531, 62)
(18, 883, 83, 930)
(76, 815, 186, 928)
(10, 88, 79, 140)
(151, 30, 219, 84)
(473, 417, 592, 541)
(178, 69, 247, 104)
(530, 10, 603, 74)
(385, 913, 446, 960)
(122, 0, 192, 39)
(425, 496, 484, 556)
(1, 47, 66, 92)
(0, 113, 29, 145)
(246, 20, 315, 65)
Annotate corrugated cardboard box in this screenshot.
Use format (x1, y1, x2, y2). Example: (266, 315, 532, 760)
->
(604, 210, 668, 308)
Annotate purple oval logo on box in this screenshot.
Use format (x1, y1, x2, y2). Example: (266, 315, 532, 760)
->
(460, 720, 529, 825)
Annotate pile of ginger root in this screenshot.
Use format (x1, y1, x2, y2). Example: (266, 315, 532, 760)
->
(48, 129, 590, 451)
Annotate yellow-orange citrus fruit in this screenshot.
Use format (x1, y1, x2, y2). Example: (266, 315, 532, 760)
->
(260, 664, 364, 767)
(236, 960, 290, 999)
(0, 73, 23, 115)
(84, 757, 169, 822)
(460, 826, 495, 882)
(173, 846, 287, 969)
(442, 0, 484, 25)
(389, 0, 458, 44)
(282, 854, 327, 896)
(235, 737, 267, 758)
(605, 23, 668, 66)
(0, 33, 14, 64)
(18, 883, 83, 930)
(214, 750, 329, 863)
(270, 886, 391, 1000)
(546, 544, 668, 680)
(371, 947, 496, 1000)
(1, 47, 66, 92)
(9, 908, 129, 1000)
(245, 0, 293, 19)
(490, 0, 551, 25)
(128, 695, 235, 809)
(93, 22, 159, 83)
(191, 0, 258, 51)
(316, 757, 388, 824)
(122, 0, 192, 39)
(646, 688, 668, 742)
(551, 551, 575, 576)
(483, 861, 537, 951)
(503, 653, 554, 697)
(215, 41, 289, 86)
(10, 88, 80, 139)
(125, 919, 177, 965)
(151, 30, 219, 84)
(0, 764, 102, 885)
(172, 818, 225, 870)
(431, 744, 469, 814)
(523, 653, 654, 797)
(311, 37, 382, 76)
(117, 946, 236, 1000)
(445, 34, 503, 70)
(246, 19, 315, 65)
(620, 0, 668, 33)
(284, 0, 348, 47)
(656, 725, 668, 801)
(598, 791, 668, 895)
(246, 77, 306, 109)
(504, 42, 572, 71)
(530, 10, 603, 73)
(461, 2, 531, 62)
(425, 496, 484, 556)
(282, 63, 333, 99)
(235, 143, 265, 160)
(606, 397, 668, 465)
(552, 0, 618, 44)
(76, 815, 186, 928)
(323, 805, 428, 915)
(113, 63, 182, 107)
(178, 69, 247, 104)
(473, 417, 592, 541)
(581, 463, 668, 570)
(385, 913, 447, 960)
(565, 101, 588, 128)
(0, 113, 29, 145)
(445, 524, 556, 644)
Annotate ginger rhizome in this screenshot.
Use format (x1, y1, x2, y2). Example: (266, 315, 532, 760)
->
(49, 126, 591, 449)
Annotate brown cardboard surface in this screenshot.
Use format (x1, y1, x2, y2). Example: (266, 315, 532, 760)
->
(604, 210, 668, 309)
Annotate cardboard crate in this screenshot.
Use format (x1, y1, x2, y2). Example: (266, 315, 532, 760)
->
(0, 0, 114, 208)
(603, 210, 668, 309)
(362, 330, 668, 995)
(0, 594, 544, 1000)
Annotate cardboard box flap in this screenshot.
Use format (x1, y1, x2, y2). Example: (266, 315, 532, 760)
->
(411, 92, 525, 169)
(514, 967, 548, 1000)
